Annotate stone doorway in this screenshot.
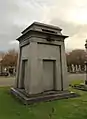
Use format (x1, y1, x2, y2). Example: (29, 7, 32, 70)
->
(43, 60, 56, 92)
(21, 59, 28, 89)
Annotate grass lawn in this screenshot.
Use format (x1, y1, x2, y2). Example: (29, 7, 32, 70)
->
(0, 80, 87, 119)
(70, 79, 84, 86)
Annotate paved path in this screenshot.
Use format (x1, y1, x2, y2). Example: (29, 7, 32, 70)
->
(0, 74, 86, 86)
(68, 73, 86, 81)
(0, 76, 15, 87)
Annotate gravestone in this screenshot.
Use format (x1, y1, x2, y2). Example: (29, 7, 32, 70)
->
(11, 22, 78, 104)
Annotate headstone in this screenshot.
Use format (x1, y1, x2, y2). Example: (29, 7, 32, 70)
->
(72, 64, 75, 72)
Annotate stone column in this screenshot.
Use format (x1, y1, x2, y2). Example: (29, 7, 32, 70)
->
(61, 42, 68, 90)
(15, 46, 21, 88)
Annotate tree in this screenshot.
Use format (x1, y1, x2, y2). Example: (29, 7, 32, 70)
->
(66, 49, 87, 71)
(66, 53, 73, 72)
(1, 49, 18, 67)
(0, 52, 5, 73)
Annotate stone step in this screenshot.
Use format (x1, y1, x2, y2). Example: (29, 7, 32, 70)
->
(11, 88, 79, 105)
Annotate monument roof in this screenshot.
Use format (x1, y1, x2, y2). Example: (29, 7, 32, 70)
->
(16, 22, 68, 41)
(22, 22, 62, 35)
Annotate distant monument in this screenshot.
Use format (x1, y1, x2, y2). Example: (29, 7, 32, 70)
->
(70, 40, 87, 91)
(11, 22, 77, 104)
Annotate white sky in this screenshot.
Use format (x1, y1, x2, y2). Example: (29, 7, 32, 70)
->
(0, 0, 87, 51)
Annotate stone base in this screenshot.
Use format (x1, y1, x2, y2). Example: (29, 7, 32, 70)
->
(11, 88, 79, 105)
(72, 84, 87, 91)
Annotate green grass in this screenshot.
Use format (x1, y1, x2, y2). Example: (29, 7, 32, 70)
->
(0, 80, 87, 119)
(70, 79, 84, 86)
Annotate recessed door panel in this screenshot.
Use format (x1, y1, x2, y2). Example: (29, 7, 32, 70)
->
(21, 60, 28, 89)
(43, 60, 55, 91)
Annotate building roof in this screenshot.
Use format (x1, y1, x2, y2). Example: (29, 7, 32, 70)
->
(16, 22, 69, 41)
(22, 22, 62, 35)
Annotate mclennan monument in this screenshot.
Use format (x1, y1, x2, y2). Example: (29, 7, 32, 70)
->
(11, 22, 77, 104)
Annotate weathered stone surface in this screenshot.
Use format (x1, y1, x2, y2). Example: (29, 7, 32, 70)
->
(11, 22, 78, 104)
(11, 88, 79, 105)
(72, 84, 87, 91)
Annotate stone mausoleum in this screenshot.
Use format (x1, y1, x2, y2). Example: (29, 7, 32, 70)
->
(11, 22, 77, 104)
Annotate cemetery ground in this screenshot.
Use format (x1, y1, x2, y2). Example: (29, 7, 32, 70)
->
(0, 76, 15, 87)
(0, 74, 87, 119)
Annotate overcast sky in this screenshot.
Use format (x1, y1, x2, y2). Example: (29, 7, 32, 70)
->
(0, 0, 87, 51)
